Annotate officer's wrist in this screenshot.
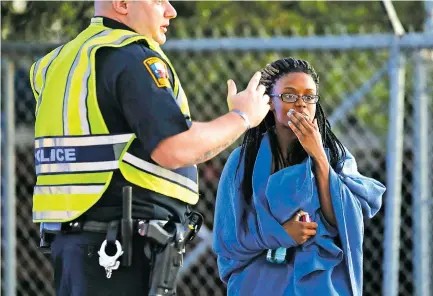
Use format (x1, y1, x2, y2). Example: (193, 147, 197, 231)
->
(231, 109, 251, 130)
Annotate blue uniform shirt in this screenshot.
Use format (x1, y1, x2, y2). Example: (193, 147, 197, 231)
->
(83, 17, 191, 223)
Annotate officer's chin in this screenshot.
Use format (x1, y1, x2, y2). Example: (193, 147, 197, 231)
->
(155, 34, 167, 45)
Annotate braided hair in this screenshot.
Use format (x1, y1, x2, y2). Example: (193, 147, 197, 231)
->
(236, 57, 346, 204)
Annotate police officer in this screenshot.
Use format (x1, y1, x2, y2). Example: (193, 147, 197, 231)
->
(30, 1, 270, 295)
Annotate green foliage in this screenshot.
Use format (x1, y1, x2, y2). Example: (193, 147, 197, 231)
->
(1, 1, 426, 141)
(1, 1, 425, 41)
(1, 1, 93, 41)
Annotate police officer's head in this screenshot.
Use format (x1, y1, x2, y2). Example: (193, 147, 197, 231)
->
(94, 0, 177, 45)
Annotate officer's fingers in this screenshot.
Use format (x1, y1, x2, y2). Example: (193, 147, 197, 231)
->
(256, 84, 266, 97)
(227, 80, 237, 97)
(246, 71, 262, 91)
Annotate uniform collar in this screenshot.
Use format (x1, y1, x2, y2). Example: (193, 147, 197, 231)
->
(90, 16, 162, 53)
(91, 16, 136, 33)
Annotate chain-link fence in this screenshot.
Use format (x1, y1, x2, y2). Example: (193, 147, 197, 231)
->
(2, 31, 433, 296)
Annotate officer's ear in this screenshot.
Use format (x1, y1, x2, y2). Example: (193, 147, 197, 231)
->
(112, 0, 128, 15)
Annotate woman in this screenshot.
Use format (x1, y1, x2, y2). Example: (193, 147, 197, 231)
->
(212, 57, 386, 296)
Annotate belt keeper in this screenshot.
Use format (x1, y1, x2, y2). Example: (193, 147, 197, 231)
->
(106, 220, 119, 245)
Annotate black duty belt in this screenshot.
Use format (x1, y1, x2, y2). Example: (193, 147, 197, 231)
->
(38, 185, 204, 296)
(41, 219, 169, 235)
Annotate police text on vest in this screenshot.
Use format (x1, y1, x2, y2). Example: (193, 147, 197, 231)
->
(35, 148, 77, 163)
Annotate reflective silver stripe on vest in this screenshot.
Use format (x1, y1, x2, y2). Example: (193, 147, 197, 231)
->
(62, 30, 139, 135)
(36, 161, 119, 175)
(122, 153, 198, 193)
(34, 185, 105, 195)
(36, 45, 65, 116)
(62, 30, 111, 135)
(35, 45, 64, 94)
(176, 84, 186, 108)
(35, 133, 133, 148)
(79, 34, 140, 134)
(32, 58, 42, 94)
(33, 210, 80, 221)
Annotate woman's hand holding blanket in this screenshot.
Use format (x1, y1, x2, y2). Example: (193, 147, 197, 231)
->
(282, 210, 318, 245)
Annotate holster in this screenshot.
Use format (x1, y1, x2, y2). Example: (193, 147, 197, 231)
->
(38, 202, 204, 296)
(145, 211, 203, 296)
(39, 222, 64, 255)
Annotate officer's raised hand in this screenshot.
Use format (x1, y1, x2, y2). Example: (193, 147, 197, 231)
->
(152, 71, 272, 169)
(226, 71, 270, 128)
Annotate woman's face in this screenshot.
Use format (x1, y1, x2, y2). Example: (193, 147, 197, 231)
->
(270, 72, 317, 129)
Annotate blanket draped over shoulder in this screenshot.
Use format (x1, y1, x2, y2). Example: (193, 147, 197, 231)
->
(212, 133, 385, 296)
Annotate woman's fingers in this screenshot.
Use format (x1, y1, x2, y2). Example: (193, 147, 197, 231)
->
(302, 228, 317, 236)
(288, 110, 312, 132)
(293, 210, 305, 221)
(302, 221, 318, 229)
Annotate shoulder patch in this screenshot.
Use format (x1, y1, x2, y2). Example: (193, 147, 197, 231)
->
(143, 57, 171, 88)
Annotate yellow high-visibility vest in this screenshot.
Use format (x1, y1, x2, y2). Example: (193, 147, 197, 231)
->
(30, 17, 198, 223)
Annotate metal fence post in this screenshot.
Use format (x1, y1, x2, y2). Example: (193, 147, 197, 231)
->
(412, 50, 431, 296)
(383, 40, 406, 296)
(1, 31, 433, 296)
(4, 59, 17, 296)
(412, 2, 433, 296)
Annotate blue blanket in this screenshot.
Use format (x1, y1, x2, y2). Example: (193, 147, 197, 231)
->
(212, 133, 385, 296)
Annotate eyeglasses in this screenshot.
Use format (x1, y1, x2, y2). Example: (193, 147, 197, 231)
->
(269, 93, 320, 104)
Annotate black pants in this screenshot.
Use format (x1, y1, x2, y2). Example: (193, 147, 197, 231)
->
(51, 232, 151, 296)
